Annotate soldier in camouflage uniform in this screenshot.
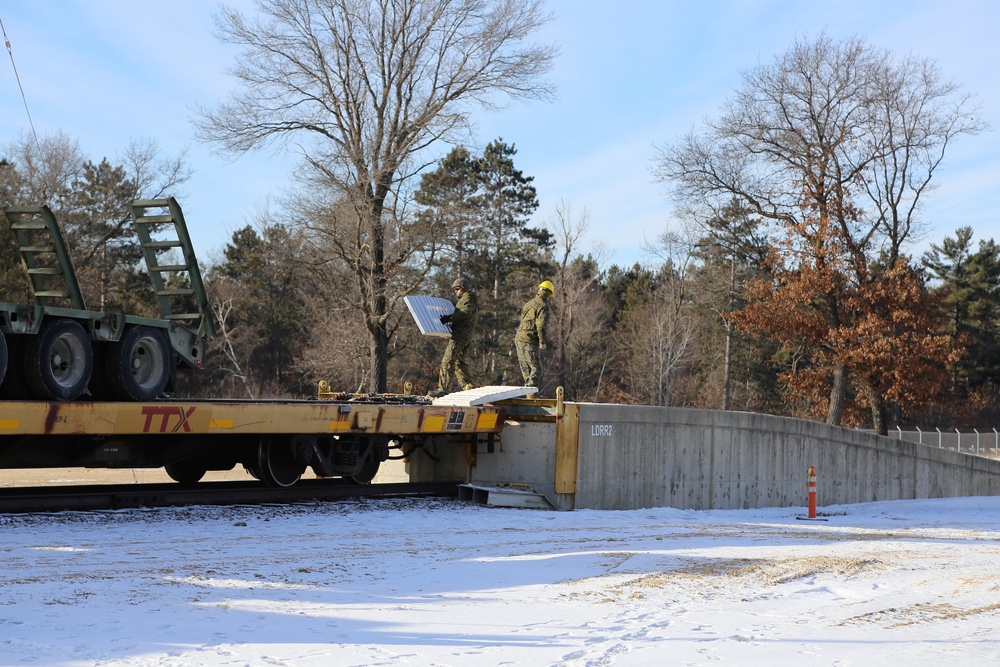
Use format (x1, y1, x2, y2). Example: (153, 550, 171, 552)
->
(515, 280, 553, 394)
(433, 277, 478, 396)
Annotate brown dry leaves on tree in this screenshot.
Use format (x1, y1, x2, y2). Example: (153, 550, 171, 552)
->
(734, 256, 963, 429)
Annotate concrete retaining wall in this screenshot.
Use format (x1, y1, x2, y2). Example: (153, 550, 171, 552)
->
(470, 404, 1000, 511)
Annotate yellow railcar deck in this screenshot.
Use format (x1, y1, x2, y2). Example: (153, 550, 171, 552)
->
(0, 399, 505, 437)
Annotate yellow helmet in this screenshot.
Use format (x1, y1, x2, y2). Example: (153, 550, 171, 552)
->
(538, 280, 555, 294)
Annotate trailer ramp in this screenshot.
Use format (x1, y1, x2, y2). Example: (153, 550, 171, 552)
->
(4, 204, 86, 309)
(130, 198, 214, 340)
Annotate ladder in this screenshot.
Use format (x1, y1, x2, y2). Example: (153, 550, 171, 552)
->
(4, 204, 87, 310)
(130, 198, 215, 338)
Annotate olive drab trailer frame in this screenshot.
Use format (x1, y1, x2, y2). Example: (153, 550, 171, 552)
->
(0, 197, 213, 401)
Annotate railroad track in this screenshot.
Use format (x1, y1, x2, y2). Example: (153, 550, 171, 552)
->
(0, 479, 461, 513)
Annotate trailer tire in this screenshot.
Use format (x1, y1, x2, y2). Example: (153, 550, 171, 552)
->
(24, 319, 93, 401)
(105, 326, 171, 402)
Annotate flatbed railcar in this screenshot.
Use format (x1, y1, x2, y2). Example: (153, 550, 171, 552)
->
(0, 395, 506, 486)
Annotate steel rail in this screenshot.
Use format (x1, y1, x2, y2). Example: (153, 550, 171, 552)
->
(0, 479, 461, 514)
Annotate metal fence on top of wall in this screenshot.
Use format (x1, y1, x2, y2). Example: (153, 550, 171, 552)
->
(887, 428, 1000, 458)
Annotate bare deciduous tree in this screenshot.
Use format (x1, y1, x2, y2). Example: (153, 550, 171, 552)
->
(548, 201, 611, 399)
(208, 287, 257, 398)
(1, 130, 84, 209)
(614, 279, 694, 407)
(195, 0, 556, 392)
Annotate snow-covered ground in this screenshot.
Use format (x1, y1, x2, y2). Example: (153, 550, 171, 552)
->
(2, 495, 999, 666)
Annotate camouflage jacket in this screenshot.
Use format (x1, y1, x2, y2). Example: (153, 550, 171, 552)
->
(450, 291, 478, 342)
(514, 295, 550, 347)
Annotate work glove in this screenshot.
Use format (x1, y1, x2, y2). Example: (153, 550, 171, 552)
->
(440, 314, 453, 325)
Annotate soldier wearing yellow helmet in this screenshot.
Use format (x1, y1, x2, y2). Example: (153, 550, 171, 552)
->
(514, 280, 554, 395)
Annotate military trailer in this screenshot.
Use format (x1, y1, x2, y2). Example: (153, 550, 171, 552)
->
(0, 198, 213, 401)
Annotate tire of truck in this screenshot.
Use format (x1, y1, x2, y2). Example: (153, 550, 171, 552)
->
(105, 325, 171, 402)
(23, 319, 94, 401)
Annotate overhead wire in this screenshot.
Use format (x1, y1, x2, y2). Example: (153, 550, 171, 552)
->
(0, 14, 41, 151)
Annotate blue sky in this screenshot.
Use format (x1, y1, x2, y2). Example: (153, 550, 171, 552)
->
(2, 0, 998, 269)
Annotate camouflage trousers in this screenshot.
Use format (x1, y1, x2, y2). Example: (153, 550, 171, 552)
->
(515, 339, 543, 389)
(439, 338, 473, 392)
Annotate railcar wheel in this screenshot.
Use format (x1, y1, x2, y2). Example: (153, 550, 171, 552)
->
(105, 326, 171, 401)
(165, 461, 207, 485)
(24, 319, 93, 401)
(257, 435, 306, 487)
(349, 457, 380, 484)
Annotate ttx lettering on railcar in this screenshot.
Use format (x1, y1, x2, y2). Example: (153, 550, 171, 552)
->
(141, 406, 197, 433)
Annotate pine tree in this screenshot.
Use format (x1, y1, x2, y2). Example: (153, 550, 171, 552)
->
(923, 227, 1000, 393)
(210, 223, 314, 397)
